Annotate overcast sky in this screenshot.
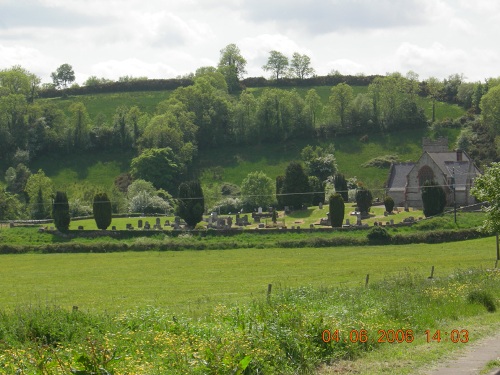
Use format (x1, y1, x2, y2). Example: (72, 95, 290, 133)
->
(1, 0, 499, 84)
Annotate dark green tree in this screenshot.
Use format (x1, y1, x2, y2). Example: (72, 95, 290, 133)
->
(329, 193, 345, 228)
(130, 147, 180, 193)
(384, 196, 395, 213)
(355, 187, 373, 214)
(93, 192, 112, 230)
(52, 191, 70, 231)
(51, 63, 75, 89)
(421, 181, 447, 217)
(281, 162, 310, 210)
(333, 174, 348, 202)
(276, 175, 285, 209)
(308, 176, 325, 206)
(33, 187, 45, 220)
(177, 180, 204, 228)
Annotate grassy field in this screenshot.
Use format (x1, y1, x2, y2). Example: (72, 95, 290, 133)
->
(0, 236, 496, 315)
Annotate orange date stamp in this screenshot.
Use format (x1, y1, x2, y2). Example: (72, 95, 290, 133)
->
(322, 329, 469, 344)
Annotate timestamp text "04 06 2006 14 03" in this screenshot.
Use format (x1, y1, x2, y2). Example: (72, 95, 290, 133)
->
(321, 329, 470, 344)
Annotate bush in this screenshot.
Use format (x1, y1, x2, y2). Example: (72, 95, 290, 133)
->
(467, 290, 497, 312)
(367, 226, 391, 242)
(355, 187, 373, 214)
(421, 181, 446, 217)
(384, 196, 395, 213)
(362, 155, 399, 168)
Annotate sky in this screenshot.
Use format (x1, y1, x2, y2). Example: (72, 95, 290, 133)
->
(1, 0, 499, 84)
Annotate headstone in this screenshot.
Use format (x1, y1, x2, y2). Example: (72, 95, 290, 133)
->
(258, 207, 263, 214)
(390, 219, 394, 225)
(243, 215, 249, 225)
(126, 223, 132, 230)
(78, 225, 84, 230)
(175, 216, 181, 225)
(112, 226, 116, 230)
(156, 218, 161, 227)
(345, 219, 350, 226)
(259, 223, 265, 229)
(319, 202, 323, 209)
(164, 220, 170, 226)
(227, 217, 233, 227)
(211, 212, 218, 220)
(144, 221, 150, 230)
(254, 217, 261, 223)
(356, 215, 362, 226)
(310, 224, 314, 229)
(138, 219, 143, 228)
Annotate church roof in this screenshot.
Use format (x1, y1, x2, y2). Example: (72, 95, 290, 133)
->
(427, 152, 470, 175)
(386, 162, 414, 190)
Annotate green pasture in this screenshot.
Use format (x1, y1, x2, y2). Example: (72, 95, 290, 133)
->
(0, 236, 496, 314)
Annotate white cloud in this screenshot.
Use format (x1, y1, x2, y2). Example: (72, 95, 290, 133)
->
(90, 59, 179, 81)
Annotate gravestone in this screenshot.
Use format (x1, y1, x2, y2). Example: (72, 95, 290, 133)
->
(319, 202, 323, 209)
(174, 216, 181, 225)
(138, 219, 143, 228)
(259, 223, 265, 229)
(227, 217, 233, 227)
(126, 223, 132, 230)
(356, 214, 362, 226)
(144, 221, 150, 230)
(254, 216, 261, 223)
(156, 218, 161, 227)
(310, 224, 314, 229)
(112, 226, 116, 230)
(78, 225, 84, 230)
(390, 219, 394, 225)
(258, 207, 263, 214)
(164, 220, 170, 226)
(345, 219, 350, 226)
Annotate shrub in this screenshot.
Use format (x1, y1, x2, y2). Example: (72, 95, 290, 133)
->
(367, 226, 391, 242)
(384, 196, 395, 213)
(329, 194, 345, 228)
(467, 290, 497, 312)
(93, 193, 112, 230)
(362, 155, 399, 168)
(177, 180, 204, 228)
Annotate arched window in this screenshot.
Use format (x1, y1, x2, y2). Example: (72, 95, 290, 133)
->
(418, 166, 434, 186)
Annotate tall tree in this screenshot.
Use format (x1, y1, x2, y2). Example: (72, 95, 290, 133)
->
(426, 77, 444, 123)
(480, 85, 500, 135)
(305, 88, 322, 127)
(240, 171, 275, 210)
(52, 191, 70, 231)
(329, 83, 353, 128)
(130, 147, 180, 193)
(421, 181, 446, 217)
(176, 180, 204, 228)
(333, 174, 348, 202)
(355, 187, 373, 214)
(329, 193, 345, 228)
(471, 162, 500, 233)
(218, 43, 247, 92)
(290, 52, 315, 79)
(262, 51, 289, 81)
(93, 192, 112, 230)
(281, 161, 310, 210)
(69, 102, 90, 150)
(25, 169, 54, 219)
(51, 63, 75, 89)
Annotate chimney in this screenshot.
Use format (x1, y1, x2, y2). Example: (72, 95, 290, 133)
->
(456, 149, 463, 161)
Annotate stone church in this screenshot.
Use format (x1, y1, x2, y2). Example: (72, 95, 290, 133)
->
(385, 137, 482, 208)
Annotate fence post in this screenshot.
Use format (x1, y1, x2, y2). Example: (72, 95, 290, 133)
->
(365, 274, 369, 287)
(267, 284, 272, 302)
(428, 266, 435, 279)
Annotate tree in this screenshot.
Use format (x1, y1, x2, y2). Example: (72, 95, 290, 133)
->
(262, 51, 289, 81)
(421, 181, 446, 217)
(329, 83, 354, 128)
(301, 144, 337, 181)
(93, 192, 112, 230)
(0, 190, 23, 220)
(52, 191, 70, 231)
(276, 175, 285, 209)
(176, 180, 204, 228)
(426, 77, 444, 123)
(290, 52, 315, 79)
(308, 176, 325, 206)
(51, 63, 75, 89)
(329, 193, 345, 228)
(218, 43, 247, 92)
(472, 162, 500, 233)
(305, 89, 322, 127)
(130, 148, 180, 193)
(69, 102, 91, 149)
(281, 162, 310, 209)
(333, 174, 348, 202)
(25, 169, 54, 219)
(240, 171, 275, 211)
(384, 196, 395, 213)
(355, 187, 373, 214)
(480, 85, 500, 135)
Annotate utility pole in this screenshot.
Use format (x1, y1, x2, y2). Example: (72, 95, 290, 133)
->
(452, 167, 457, 224)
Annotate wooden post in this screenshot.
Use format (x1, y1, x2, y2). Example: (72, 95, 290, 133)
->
(267, 284, 272, 302)
(496, 233, 499, 266)
(365, 274, 369, 287)
(428, 266, 435, 279)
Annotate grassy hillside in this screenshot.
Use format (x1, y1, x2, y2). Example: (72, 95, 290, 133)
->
(32, 86, 465, 197)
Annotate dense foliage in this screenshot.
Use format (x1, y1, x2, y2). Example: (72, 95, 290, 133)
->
(280, 162, 310, 210)
(329, 193, 344, 227)
(93, 193, 112, 230)
(421, 181, 447, 218)
(384, 196, 395, 213)
(355, 187, 373, 214)
(52, 191, 70, 231)
(177, 180, 204, 228)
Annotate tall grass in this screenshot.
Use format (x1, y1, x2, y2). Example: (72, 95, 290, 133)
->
(0, 268, 498, 374)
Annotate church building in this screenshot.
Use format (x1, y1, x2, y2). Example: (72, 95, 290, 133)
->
(385, 137, 482, 208)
